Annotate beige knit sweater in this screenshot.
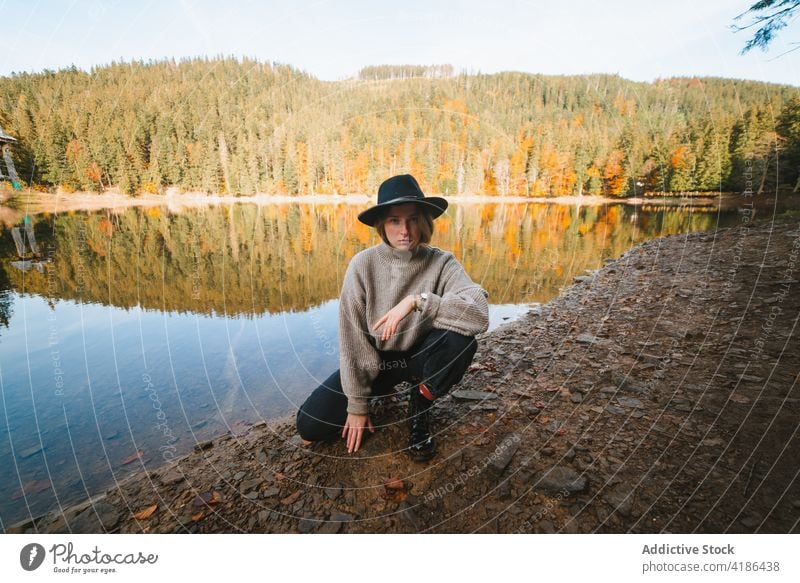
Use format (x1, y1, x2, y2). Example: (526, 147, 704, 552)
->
(339, 242, 489, 415)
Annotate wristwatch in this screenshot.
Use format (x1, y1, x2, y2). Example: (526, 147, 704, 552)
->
(415, 292, 429, 312)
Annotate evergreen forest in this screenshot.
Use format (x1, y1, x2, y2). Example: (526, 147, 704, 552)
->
(0, 59, 798, 197)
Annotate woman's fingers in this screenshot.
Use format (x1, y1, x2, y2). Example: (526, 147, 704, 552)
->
(342, 415, 372, 453)
(374, 304, 411, 336)
(344, 423, 359, 453)
(349, 427, 362, 453)
(372, 313, 388, 331)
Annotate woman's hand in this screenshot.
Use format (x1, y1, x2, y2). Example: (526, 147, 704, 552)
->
(342, 413, 375, 453)
(372, 295, 417, 341)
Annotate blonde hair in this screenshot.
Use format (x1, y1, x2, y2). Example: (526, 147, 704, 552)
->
(374, 205, 435, 247)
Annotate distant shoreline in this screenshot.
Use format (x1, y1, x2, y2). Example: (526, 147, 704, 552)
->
(1, 190, 739, 215)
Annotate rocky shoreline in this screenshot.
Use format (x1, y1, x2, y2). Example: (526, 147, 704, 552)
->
(7, 218, 800, 534)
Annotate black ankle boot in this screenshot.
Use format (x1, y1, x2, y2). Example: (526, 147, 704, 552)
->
(408, 387, 435, 461)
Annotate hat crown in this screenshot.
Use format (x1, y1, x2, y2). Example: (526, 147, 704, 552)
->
(357, 173, 447, 226)
(377, 174, 424, 204)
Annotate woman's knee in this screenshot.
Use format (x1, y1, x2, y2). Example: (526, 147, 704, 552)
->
(440, 330, 478, 359)
(295, 406, 316, 441)
(296, 406, 341, 442)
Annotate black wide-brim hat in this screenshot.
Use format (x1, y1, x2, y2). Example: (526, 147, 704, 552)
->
(357, 174, 448, 227)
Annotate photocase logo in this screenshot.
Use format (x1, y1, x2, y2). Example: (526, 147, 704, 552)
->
(20, 543, 46, 571)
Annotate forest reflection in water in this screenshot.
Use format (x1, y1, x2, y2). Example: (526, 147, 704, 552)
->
(0, 201, 738, 527)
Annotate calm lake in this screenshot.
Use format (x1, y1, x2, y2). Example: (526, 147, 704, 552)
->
(0, 200, 741, 528)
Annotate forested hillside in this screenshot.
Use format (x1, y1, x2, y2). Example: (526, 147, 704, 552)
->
(0, 59, 797, 196)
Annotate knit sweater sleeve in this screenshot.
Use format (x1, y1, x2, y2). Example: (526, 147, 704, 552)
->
(338, 257, 382, 415)
(422, 253, 489, 336)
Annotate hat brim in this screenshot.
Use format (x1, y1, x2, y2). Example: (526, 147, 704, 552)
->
(357, 197, 448, 227)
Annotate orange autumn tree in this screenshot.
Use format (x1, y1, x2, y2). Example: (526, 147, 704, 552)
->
(510, 127, 534, 196)
(603, 149, 627, 196)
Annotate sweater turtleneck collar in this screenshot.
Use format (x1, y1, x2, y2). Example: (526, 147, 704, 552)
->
(377, 241, 423, 263)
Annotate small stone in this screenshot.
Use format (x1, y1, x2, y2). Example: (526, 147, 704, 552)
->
(70, 501, 120, 533)
(243, 491, 259, 500)
(616, 396, 643, 409)
(318, 520, 343, 534)
(233, 471, 246, 481)
(257, 510, 277, 527)
(262, 486, 281, 498)
(541, 447, 555, 457)
(488, 433, 520, 475)
(19, 445, 45, 459)
(576, 333, 600, 344)
(281, 490, 302, 505)
(603, 486, 634, 517)
(193, 440, 214, 452)
(533, 519, 556, 534)
(638, 353, 664, 365)
(564, 449, 576, 462)
(330, 511, 354, 523)
(240, 478, 265, 492)
(470, 402, 500, 411)
(740, 513, 761, 529)
(547, 420, 562, 433)
(496, 479, 512, 500)
(606, 405, 626, 415)
(531, 466, 588, 495)
(298, 517, 318, 533)
(451, 390, 499, 401)
(701, 437, 725, 447)
(570, 393, 584, 404)
(159, 468, 185, 486)
(324, 485, 343, 500)
(739, 374, 765, 383)
(523, 404, 541, 416)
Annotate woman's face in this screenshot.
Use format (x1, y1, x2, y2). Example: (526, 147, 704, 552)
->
(383, 203, 422, 251)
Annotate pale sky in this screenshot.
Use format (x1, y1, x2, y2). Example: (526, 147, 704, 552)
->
(1, 0, 798, 86)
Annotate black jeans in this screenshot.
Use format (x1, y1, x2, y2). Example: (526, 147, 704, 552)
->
(296, 329, 478, 442)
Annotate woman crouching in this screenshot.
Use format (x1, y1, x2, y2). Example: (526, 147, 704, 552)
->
(296, 174, 489, 461)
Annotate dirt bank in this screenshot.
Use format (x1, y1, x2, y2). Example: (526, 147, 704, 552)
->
(7, 218, 799, 534)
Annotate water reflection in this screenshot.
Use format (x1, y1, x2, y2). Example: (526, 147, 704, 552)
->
(0, 202, 738, 528)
